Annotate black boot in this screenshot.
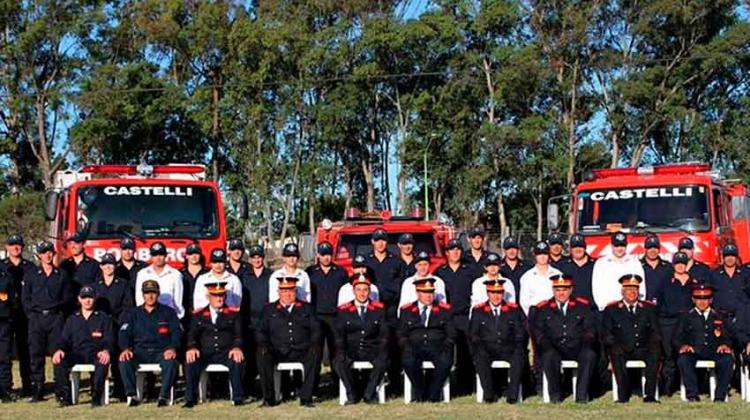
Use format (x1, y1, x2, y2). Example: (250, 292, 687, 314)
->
(30, 384, 44, 403)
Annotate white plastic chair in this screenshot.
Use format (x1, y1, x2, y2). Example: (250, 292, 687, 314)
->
(611, 360, 659, 401)
(542, 360, 578, 403)
(475, 360, 523, 403)
(337, 361, 386, 405)
(70, 364, 110, 405)
(403, 361, 450, 404)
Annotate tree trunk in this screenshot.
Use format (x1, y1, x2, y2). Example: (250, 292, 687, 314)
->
(362, 157, 375, 212)
(265, 201, 273, 243)
(496, 192, 508, 239)
(279, 155, 300, 244)
(535, 175, 544, 240)
(610, 130, 620, 167)
(308, 199, 315, 235)
(211, 77, 222, 180)
(631, 138, 648, 167)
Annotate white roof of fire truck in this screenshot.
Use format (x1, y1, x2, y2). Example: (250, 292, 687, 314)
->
(52, 164, 207, 190)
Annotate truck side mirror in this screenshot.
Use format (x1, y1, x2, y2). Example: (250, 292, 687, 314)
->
(547, 203, 559, 232)
(44, 191, 59, 221)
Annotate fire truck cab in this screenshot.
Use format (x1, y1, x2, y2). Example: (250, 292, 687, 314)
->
(45, 163, 227, 267)
(315, 208, 455, 274)
(550, 163, 750, 266)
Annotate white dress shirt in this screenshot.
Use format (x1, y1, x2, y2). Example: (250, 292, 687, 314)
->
(135, 264, 185, 319)
(470, 275, 517, 307)
(193, 270, 243, 310)
(210, 306, 219, 323)
(268, 268, 311, 302)
(591, 255, 646, 311)
(338, 283, 380, 306)
(518, 265, 562, 315)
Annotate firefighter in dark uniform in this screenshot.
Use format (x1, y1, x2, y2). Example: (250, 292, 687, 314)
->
(463, 226, 488, 279)
(655, 252, 700, 395)
(674, 284, 734, 402)
(240, 244, 271, 395)
(0, 234, 35, 397)
(499, 237, 530, 294)
(115, 238, 146, 295)
(532, 275, 596, 403)
(118, 279, 181, 407)
(641, 235, 672, 302)
(398, 233, 417, 278)
(60, 232, 100, 295)
(398, 278, 455, 402)
(548, 232, 569, 270)
(93, 253, 133, 400)
(602, 274, 661, 403)
(227, 239, 251, 279)
(333, 274, 388, 404)
(183, 282, 245, 407)
(180, 244, 208, 330)
(435, 238, 475, 394)
(678, 237, 712, 283)
(52, 286, 113, 407)
(23, 241, 75, 402)
(709, 243, 750, 321)
(0, 265, 15, 401)
(307, 241, 349, 385)
(559, 234, 596, 303)
(470, 278, 526, 404)
(256, 277, 321, 407)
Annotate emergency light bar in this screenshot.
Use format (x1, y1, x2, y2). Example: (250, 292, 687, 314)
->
(590, 163, 710, 180)
(80, 164, 206, 176)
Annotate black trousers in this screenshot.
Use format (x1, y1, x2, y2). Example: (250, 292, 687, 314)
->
(473, 345, 524, 402)
(317, 314, 338, 387)
(677, 351, 733, 401)
(243, 326, 259, 396)
(610, 347, 660, 401)
(0, 319, 11, 393)
(257, 347, 321, 403)
(402, 345, 453, 402)
(11, 309, 31, 392)
(118, 349, 178, 400)
(453, 315, 475, 395)
(332, 350, 388, 402)
(28, 312, 64, 386)
(184, 352, 244, 403)
(658, 317, 679, 395)
(53, 352, 108, 404)
(540, 345, 596, 403)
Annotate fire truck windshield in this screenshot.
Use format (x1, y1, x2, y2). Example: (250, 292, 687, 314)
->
(576, 185, 710, 233)
(335, 232, 438, 260)
(76, 185, 219, 239)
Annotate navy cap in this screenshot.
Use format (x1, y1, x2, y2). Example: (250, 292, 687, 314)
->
(371, 228, 388, 241)
(248, 245, 265, 257)
(317, 241, 333, 255)
(99, 253, 117, 265)
(673, 252, 689, 265)
(36, 241, 54, 254)
(445, 239, 462, 250)
(228, 239, 244, 251)
(548, 232, 564, 245)
(611, 232, 627, 247)
(398, 233, 415, 245)
(414, 250, 430, 264)
(120, 238, 135, 250)
(468, 226, 485, 238)
(569, 234, 586, 248)
(722, 243, 739, 257)
(678, 237, 694, 250)
(67, 231, 87, 243)
(186, 243, 201, 255)
(534, 241, 550, 255)
(282, 242, 300, 257)
(6, 234, 24, 246)
(210, 248, 227, 263)
(79, 285, 95, 298)
(149, 241, 167, 256)
(644, 235, 660, 249)
(485, 252, 501, 266)
(352, 254, 367, 268)
(502, 236, 519, 249)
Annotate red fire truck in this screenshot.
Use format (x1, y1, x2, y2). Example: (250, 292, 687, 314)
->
(315, 208, 456, 273)
(44, 164, 227, 267)
(548, 163, 750, 267)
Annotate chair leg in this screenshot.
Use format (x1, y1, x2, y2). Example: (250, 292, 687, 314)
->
(542, 372, 550, 403)
(403, 373, 412, 404)
(136, 373, 145, 401)
(199, 371, 208, 403)
(709, 369, 717, 402)
(476, 374, 483, 403)
(571, 370, 578, 400)
(273, 370, 282, 402)
(338, 379, 346, 406)
(611, 372, 618, 402)
(70, 372, 80, 405)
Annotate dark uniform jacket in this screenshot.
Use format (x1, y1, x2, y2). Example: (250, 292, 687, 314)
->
(57, 311, 114, 355)
(641, 258, 672, 302)
(115, 259, 146, 293)
(256, 300, 320, 355)
(240, 266, 272, 329)
(187, 304, 243, 355)
(708, 266, 750, 316)
(119, 303, 181, 353)
(22, 266, 75, 315)
(559, 257, 597, 303)
(93, 277, 133, 324)
(672, 307, 732, 353)
(602, 300, 661, 353)
(307, 264, 349, 315)
(688, 261, 712, 284)
(532, 297, 596, 353)
(434, 263, 475, 318)
(0, 257, 36, 310)
(500, 258, 531, 294)
(365, 253, 406, 309)
(334, 300, 388, 359)
(469, 300, 527, 353)
(0, 270, 15, 319)
(397, 301, 456, 354)
(61, 255, 100, 287)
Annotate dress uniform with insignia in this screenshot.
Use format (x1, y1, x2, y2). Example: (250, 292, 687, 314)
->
(23, 241, 76, 401)
(114, 238, 146, 295)
(0, 266, 16, 400)
(673, 284, 733, 402)
(398, 278, 456, 402)
(532, 275, 596, 403)
(469, 278, 526, 403)
(183, 282, 244, 407)
(640, 235, 673, 302)
(602, 275, 661, 402)
(333, 274, 389, 404)
(52, 286, 113, 406)
(256, 277, 321, 407)
(118, 279, 181, 406)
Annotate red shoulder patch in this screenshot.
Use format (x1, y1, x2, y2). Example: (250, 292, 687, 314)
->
(438, 301, 452, 310)
(474, 302, 488, 310)
(638, 300, 655, 307)
(536, 300, 550, 309)
(294, 301, 303, 308)
(192, 306, 209, 316)
(501, 302, 518, 311)
(575, 296, 590, 305)
(367, 301, 384, 310)
(337, 301, 354, 311)
(605, 301, 621, 309)
(222, 306, 240, 314)
(401, 302, 416, 311)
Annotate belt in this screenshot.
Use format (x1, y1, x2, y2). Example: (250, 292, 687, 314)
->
(38, 309, 60, 316)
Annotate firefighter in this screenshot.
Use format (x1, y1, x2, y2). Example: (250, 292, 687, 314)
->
(558, 234, 596, 303)
(0, 265, 15, 401)
(463, 227, 488, 279)
(338, 255, 380, 305)
(60, 232, 100, 294)
(226, 239, 251, 279)
(135, 242, 185, 319)
(23, 241, 75, 402)
(532, 276, 596, 403)
(365, 228, 406, 323)
(193, 248, 242, 310)
(268, 243, 311, 303)
(602, 275, 661, 403)
(470, 253, 517, 306)
(678, 237, 712, 283)
(592, 232, 645, 311)
(240, 244, 272, 395)
(333, 274, 388, 404)
(256, 277, 321, 407)
(547, 232, 568, 269)
(674, 284, 733, 402)
(183, 282, 244, 408)
(398, 233, 417, 278)
(640, 235, 672, 302)
(398, 278, 455, 403)
(499, 236, 530, 294)
(518, 241, 562, 316)
(399, 251, 448, 308)
(52, 286, 113, 407)
(115, 238, 146, 295)
(470, 278, 526, 404)
(180, 243, 208, 323)
(709, 243, 750, 321)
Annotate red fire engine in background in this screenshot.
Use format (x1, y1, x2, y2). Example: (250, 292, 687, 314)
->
(315, 208, 455, 274)
(549, 162, 750, 266)
(44, 164, 227, 267)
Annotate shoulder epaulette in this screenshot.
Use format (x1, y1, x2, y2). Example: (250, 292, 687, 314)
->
(338, 301, 355, 311)
(192, 306, 208, 316)
(222, 306, 240, 314)
(503, 302, 519, 309)
(606, 300, 622, 309)
(367, 300, 385, 310)
(536, 300, 551, 309)
(474, 302, 488, 310)
(401, 302, 416, 311)
(438, 301, 452, 310)
(574, 296, 590, 305)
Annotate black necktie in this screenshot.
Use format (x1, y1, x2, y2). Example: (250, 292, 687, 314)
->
(420, 306, 428, 326)
(629, 305, 635, 315)
(493, 308, 500, 329)
(359, 306, 366, 321)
